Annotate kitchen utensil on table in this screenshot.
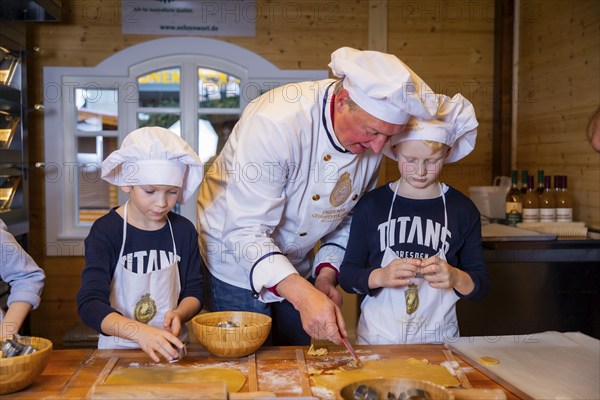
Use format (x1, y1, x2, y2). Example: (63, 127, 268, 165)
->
(340, 379, 451, 400)
(191, 311, 271, 358)
(340, 378, 506, 400)
(340, 336, 363, 369)
(169, 332, 188, 363)
(0, 336, 53, 395)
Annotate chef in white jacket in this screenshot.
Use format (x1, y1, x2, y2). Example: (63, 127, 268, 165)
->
(197, 47, 438, 345)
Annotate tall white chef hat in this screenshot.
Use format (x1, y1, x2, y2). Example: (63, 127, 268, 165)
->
(101, 127, 203, 204)
(385, 93, 479, 163)
(328, 47, 438, 125)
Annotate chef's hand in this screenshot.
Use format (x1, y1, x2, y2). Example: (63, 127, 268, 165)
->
(276, 274, 345, 344)
(314, 266, 343, 307)
(368, 258, 421, 289)
(419, 255, 475, 295)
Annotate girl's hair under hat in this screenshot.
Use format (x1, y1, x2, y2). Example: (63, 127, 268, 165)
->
(384, 93, 479, 163)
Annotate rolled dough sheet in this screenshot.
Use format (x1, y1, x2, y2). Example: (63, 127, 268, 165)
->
(104, 366, 246, 392)
(311, 358, 459, 393)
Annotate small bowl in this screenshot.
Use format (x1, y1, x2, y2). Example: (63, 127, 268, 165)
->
(339, 378, 454, 400)
(191, 311, 271, 358)
(0, 337, 53, 395)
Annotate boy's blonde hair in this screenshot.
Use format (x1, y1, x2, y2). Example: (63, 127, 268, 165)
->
(422, 140, 449, 153)
(394, 140, 449, 155)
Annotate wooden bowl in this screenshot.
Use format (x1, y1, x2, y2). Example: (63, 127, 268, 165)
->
(339, 378, 454, 400)
(191, 311, 271, 358)
(0, 337, 53, 395)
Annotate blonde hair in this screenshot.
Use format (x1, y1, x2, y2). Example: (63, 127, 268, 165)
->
(423, 140, 448, 153)
(393, 139, 449, 157)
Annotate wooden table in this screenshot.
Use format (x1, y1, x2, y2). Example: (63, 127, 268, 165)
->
(3, 344, 521, 399)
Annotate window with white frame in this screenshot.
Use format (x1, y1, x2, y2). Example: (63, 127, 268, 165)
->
(43, 37, 327, 256)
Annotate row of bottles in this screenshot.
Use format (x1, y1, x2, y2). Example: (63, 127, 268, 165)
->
(505, 170, 573, 226)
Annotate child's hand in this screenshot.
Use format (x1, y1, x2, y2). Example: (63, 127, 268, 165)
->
(135, 323, 184, 363)
(369, 258, 421, 289)
(163, 310, 183, 337)
(315, 267, 343, 307)
(419, 255, 456, 289)
(420, 255, 476, 295)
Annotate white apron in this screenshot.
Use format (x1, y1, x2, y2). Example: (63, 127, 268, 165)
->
(357, 183, 460, 345)
(98, 202, 181, 349)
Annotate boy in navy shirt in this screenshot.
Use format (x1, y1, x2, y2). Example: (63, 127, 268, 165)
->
(77, 127, 204, 362)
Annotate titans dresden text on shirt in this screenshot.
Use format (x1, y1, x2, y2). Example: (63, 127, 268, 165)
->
(377, 215, 451, 255)
(121, 250, 181, 274)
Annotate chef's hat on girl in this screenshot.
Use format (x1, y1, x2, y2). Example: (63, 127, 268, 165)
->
(328, 47, 438, 125)
(101, 127, 203, 204)
(384, 93, 479, 163)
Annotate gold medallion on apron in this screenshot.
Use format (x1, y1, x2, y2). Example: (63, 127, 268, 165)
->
(405, 283, 419, 315)
(134, 293, 157, 323)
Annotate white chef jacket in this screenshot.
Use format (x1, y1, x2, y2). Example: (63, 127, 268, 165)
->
(197, 79, 383, 302)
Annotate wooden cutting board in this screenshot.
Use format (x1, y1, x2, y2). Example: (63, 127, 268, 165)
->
(90, 382, 228, 399)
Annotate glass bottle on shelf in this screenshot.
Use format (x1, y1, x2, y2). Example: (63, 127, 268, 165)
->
(555, 175, 573, 222)
(539, 176, 556, 223)
(520, 170, 528, 195)
(505, 170, 523, 226)
(536, 170, 545, 196)
(522, 175, 540, 223)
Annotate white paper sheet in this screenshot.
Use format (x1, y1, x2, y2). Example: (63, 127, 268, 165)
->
(448, 332, 600, 399)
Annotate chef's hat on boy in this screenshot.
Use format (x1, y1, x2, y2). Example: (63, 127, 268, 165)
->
(101, 127, 203, 204)
(385, 93, 479, 163)
(329, 47, 438, 125)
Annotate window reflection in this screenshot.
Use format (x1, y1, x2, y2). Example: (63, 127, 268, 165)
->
(198, 68, 240, 108)
(76, 136, 118, 223)
(138, 112, 180, 130)
(200, 115, 237, 162)
(76, 88, 118, 131)
(138, 68, 180, 108)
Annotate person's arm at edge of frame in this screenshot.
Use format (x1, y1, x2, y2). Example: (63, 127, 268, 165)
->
(0, 220, 45, 340)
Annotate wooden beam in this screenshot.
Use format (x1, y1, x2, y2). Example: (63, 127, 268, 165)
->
(492, 0, 514, 178)
(368, 0, 387, 52)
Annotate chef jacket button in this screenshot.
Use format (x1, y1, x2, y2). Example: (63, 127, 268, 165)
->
(352, 194, 358, 201)
(312, 194, 320, 201)
(299, 232, 307, 237)
(323, 154, 331, 161)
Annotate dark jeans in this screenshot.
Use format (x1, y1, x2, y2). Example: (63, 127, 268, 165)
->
(202, 265, 310, 346)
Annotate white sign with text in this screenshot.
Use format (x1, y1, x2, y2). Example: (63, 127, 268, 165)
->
(122, 0, 256, 36)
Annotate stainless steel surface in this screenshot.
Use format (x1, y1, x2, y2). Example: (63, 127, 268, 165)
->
(353, 384, 377, 400)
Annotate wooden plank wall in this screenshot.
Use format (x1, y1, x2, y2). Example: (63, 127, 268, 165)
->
(516, 0, 600, 229)
(23, 0, 496, 346)
(384, 0, 496, 193)
(24, 0, 370, 346)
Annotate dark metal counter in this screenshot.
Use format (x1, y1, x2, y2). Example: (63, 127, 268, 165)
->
(457, 238, 600, 339)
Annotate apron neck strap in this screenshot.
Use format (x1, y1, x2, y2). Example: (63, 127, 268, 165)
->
(387, 181, 449, 257)
(118, 200, 177, 259)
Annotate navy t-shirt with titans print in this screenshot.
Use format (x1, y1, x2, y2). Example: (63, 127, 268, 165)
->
(76, 208, 203, 333)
